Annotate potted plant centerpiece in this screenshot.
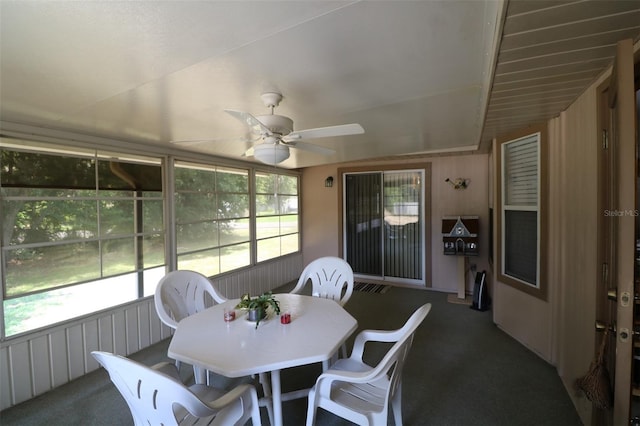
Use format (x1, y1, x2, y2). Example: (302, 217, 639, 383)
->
(235, 292, 281, 328)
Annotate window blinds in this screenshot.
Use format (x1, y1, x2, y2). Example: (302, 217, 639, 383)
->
(504, 134, 538, 207)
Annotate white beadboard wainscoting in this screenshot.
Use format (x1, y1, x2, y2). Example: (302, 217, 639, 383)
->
(0, 254, 303, 410)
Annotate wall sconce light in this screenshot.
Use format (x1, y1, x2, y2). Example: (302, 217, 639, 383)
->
(325, 176, 334, 188)
(445, 177, 469, 190)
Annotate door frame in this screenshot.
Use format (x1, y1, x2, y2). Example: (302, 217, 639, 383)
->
(337, 162, 432, 288)
(596, 38, 637, 425)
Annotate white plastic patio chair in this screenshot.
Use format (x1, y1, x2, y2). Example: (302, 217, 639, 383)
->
(154, 270, 227, 381)
(92, 351, 261, 426)
(305, 303, 432, 426)
(155, 270, 226, 329)
(291, 256, 355, 364)
(290, 256, 354, 307)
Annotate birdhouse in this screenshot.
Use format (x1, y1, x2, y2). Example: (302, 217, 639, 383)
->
(442, 216, 479, 256)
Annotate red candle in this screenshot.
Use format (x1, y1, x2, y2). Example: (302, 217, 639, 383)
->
(280, 312, 291, 324)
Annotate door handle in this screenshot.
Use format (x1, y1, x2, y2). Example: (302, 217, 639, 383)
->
(606, 288, 635, 306)
(595, 320, 616, 334)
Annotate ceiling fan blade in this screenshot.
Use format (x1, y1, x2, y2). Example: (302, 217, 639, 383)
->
(225, 109, 272, 136)
(170, 134, 259, 145)
(283, 123, 364, 141)
(242, 146, 255, 157)
(170, 139, 217, 145)
(284, 141, 336, 156)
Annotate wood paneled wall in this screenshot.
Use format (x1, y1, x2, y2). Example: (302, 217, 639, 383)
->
(0, 254, 302, 410)
(491, 67, 610, 424)
(302, 155, 490, 294)
(552, 80, 601, 423)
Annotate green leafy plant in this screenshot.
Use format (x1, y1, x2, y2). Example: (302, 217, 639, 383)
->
(235, 292, 281, 328)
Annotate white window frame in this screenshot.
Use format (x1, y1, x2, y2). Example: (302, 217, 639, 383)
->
(254, 171, 300, 263)
(1, 137, 302, 339)
(0, 139, 166, 337)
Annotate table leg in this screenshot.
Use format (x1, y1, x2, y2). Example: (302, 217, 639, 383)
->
(193, 365, 207, 384)
(271, 370, 283, 426)
(258, 373, 274, 425)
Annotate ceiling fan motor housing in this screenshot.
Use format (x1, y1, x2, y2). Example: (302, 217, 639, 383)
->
(255, 114, 293, 136)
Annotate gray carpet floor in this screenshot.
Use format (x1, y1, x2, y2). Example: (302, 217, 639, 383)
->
(0, 284, 583, 425)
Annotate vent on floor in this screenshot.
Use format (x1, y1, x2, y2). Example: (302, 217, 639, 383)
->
(354, 282, 389, 294)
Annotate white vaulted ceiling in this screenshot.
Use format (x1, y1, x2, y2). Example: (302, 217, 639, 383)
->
(1, 1, 639, 168)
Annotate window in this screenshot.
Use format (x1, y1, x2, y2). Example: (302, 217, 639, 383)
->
(1, 139, 301, 338)
(174, 161, 250, 275)
(497, 125, 547, 299)
(255, 172, 299, 262)
(1, 140, 165, 336)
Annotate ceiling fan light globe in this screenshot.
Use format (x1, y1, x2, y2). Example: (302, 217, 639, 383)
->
(253, 143, 290, 165)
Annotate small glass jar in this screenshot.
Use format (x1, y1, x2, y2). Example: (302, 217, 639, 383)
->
(223, 308, 236, 322)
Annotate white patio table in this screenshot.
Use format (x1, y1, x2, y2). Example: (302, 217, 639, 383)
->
(167, 293, 358, 426)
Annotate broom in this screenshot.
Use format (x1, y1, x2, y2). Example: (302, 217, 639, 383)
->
(576, 329, 613, 410)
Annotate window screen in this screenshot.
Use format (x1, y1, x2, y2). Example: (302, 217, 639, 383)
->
(501, 133, 539, 287)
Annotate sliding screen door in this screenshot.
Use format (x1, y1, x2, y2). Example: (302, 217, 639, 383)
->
(344, 170, 424, 285)
(344, 173, 382, 275)
(383, 172, 423, 280)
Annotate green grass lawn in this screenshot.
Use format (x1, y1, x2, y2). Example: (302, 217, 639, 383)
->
(4, 220, 299, 336)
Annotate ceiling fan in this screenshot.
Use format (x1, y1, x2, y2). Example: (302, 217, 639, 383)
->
(222, 92, 364, 165)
